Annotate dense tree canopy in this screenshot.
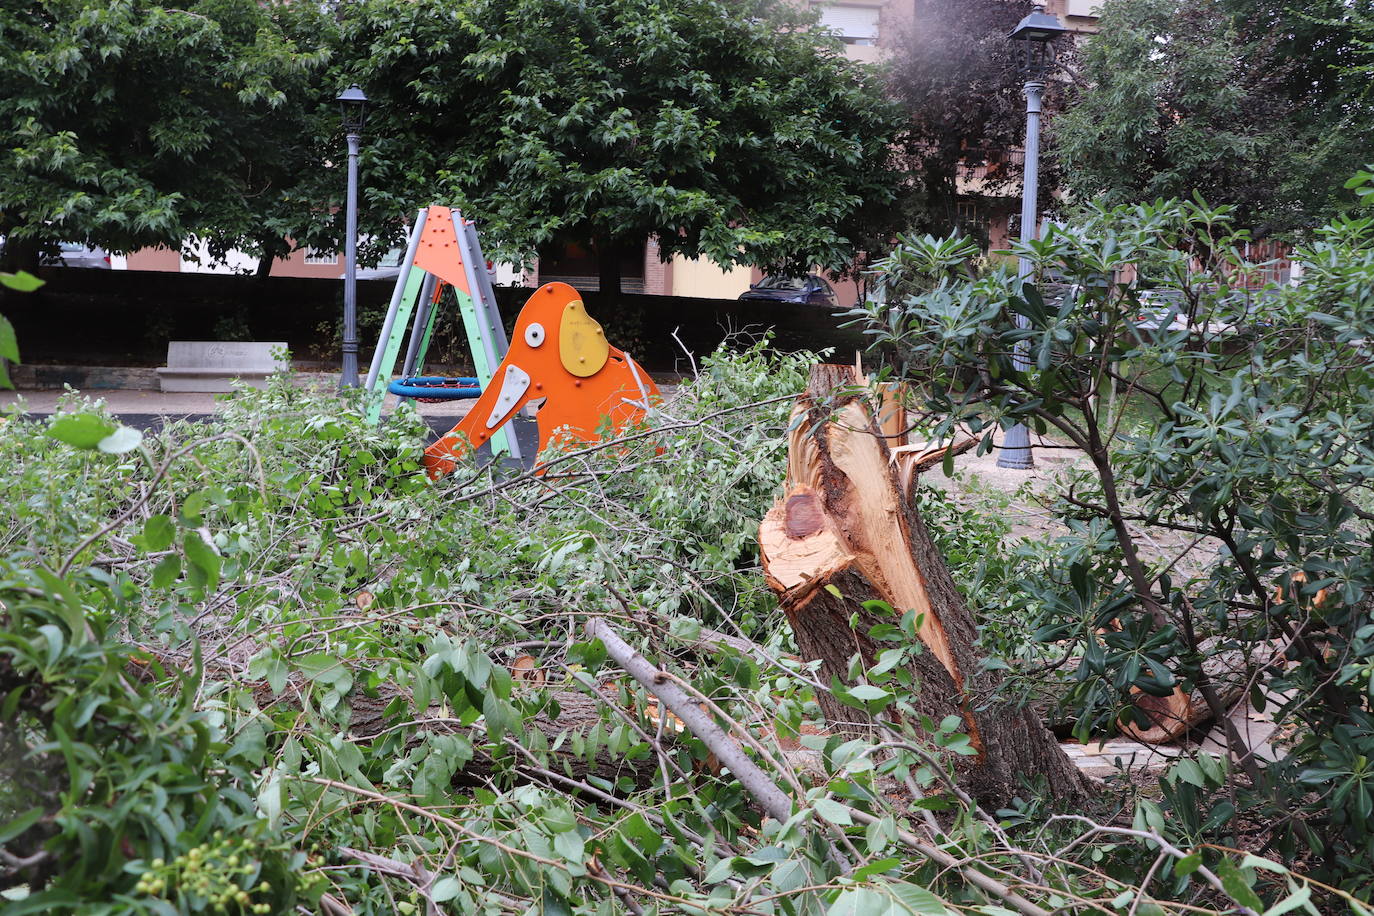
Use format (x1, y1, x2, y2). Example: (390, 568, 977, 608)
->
(1, 0, 905, 284)
(0, 0, 333, 271)
(1052, 0, 1373, 233)
(327, 0, 905, 288)
(885, 0, 1036, 240)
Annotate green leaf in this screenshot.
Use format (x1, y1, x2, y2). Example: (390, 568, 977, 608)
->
(852, 858, 902, 880)
(0, 271, 43, 292)
(848, 685, 892, 701)
(828, 887, 885, 916)
(258, 773, 283, 829)
(180, 490, 209, 526)
(1240, 854, 1288, 874)
(296, 653, 350, 690)
(0, 807, 44, 845)
(1217, 858, 1265, 912)
(0, 314, 18, 363)
(1262, 885, 1312, 916)
(47, 413, 117, 449)
(97, 425, 143, 454)
(888, 883, 952, 914)
(1174, 852, 1202, 877)
(151, 553, 181, 588)
(552, 828, 584, 862)
(812, 797, 853, 826)
(704, 856, 737, 884)
(431, 876, 462, 902)
(182, 530, 221, 592)
(142, 514, 176, 552)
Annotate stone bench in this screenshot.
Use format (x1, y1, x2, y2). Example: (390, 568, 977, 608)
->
(158, 341, 289, 393)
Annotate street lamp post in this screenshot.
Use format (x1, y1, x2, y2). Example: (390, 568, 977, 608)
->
(337, 85, 369, 389)
(997, 3, 1068, 470)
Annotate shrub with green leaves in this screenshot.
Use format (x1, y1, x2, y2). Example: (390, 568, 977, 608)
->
(854, 172, 1374, 893)
(0, 339, 1332, 914)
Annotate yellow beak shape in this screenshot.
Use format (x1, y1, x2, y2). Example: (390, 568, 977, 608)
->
(559, 300, 610, 378)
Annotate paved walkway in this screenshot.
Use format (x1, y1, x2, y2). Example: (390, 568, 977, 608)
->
(0, 373, 479, 427)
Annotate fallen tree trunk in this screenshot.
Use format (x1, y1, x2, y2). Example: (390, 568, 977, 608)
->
(760, 364, 1089, 803)
(1119, 640, 1267, 744)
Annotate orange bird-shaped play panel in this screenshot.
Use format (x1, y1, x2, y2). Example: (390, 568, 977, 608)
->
(422, 283, 659, 478)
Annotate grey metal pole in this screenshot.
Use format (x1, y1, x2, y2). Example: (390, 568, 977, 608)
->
(340, 130, 362, 389)
(365, 209, 428, 392)
(996, 78, 1044, 471)
(401, 271, 438, 377)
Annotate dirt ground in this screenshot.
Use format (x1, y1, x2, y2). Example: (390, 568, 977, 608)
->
(931, 431, 1221, 584)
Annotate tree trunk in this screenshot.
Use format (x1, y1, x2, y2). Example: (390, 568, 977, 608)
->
(759, 364, 1089, 803)
(0, 236, 42, 273)
(254, 235, 291, 279)
(596, 237, 624, 296)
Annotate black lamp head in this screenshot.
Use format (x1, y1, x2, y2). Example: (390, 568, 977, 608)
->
(336, 84, 369, 132)
(1009, 7, 1069, 77)
(1010, 8, 1070, 43)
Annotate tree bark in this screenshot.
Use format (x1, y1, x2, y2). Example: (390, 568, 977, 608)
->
(596, 237, 624, 296)
(759, 364, 1089, 803)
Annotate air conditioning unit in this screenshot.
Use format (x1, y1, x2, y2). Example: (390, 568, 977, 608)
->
(1064, 0, 1101, 17)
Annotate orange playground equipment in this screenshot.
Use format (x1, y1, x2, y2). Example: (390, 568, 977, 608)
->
(362, 206, 658, 478)
(422, 282, 659, 478)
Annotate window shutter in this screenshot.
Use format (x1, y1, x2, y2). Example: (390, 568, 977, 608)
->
(818, 5, 880, 43)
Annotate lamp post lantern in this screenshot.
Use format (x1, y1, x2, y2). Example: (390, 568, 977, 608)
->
(997, 3, 1068, 470)
(337, 84, 369, 389)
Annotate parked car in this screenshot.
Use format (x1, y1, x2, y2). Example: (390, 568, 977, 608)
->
(738, 274, 838, 307)
(0, 238, 111, 269)
(348, 246, 407, 280)
(54, 242, 112, 269)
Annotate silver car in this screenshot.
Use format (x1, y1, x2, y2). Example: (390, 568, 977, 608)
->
(55, 242, 112, 269)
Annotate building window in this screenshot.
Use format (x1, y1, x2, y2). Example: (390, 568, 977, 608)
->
(956, 200, 991, 251)
(818, 4, 880, 46)
(1063, 0, 1102, 16)
(304, 249, 338, 265)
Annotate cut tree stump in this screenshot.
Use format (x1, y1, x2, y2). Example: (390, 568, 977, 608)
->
(760, 364, 1089, 802)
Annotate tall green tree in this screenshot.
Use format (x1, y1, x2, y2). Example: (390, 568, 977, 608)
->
(328, 0, 905, 292)
(0, 0, 333, 271)
(1052, 0, 1371, 233)
(886, 0, 1036, 241)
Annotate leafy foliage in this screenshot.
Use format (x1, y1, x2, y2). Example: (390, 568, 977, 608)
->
(886, 0, 1037, 241)
(0, 342, 1329, 913)
(329, 0, 904, 281)
(0, 0, 333, 270)
(1, 0, 903, 280)
(1052, 0, 1371, 233)
(854, 173, 1374, 892)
